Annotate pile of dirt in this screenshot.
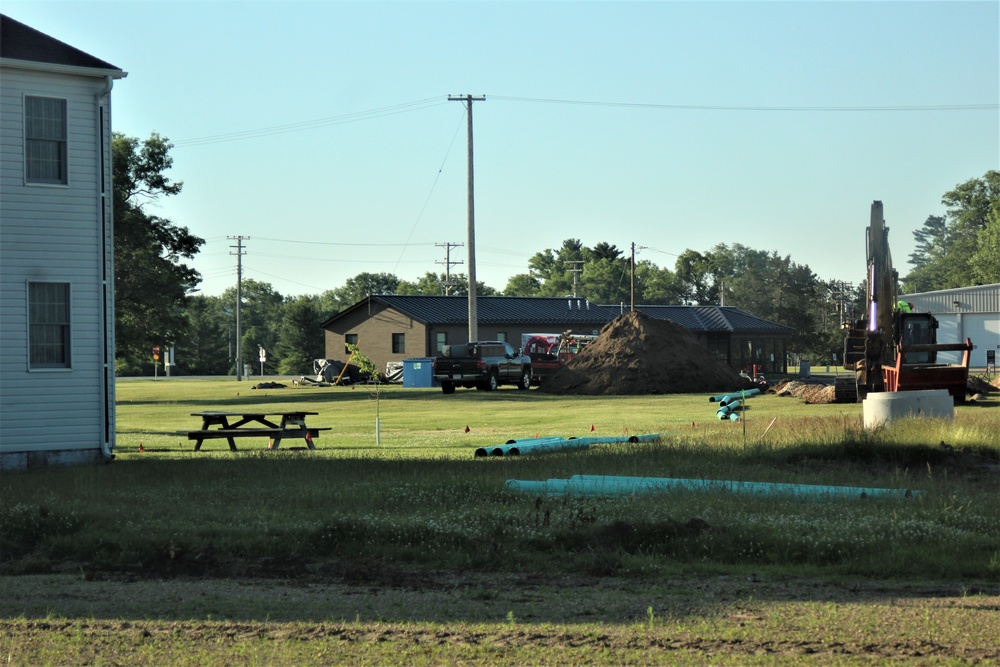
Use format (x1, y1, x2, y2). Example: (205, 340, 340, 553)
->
(539, 311, 751, 396)
(969, 375, 998, 394)
(769, 379, 837, 404)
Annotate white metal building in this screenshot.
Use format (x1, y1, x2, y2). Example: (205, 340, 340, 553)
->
(0, 15, 126, 469)
(900, 283, 1000, 367)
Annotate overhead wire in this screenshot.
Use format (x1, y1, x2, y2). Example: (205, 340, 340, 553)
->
(391, 107, 468, 276)
(488, 95, 998, 112)
(173, 97, 448, 147)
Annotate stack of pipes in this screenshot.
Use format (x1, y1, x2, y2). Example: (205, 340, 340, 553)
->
(474, 433, 660, 457)
(708, 388, 761, 421)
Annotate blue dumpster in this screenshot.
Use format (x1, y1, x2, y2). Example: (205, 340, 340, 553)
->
(403, 358, 438, 388)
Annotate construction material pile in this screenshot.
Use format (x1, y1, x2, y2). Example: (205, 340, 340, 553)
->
(540, 310, 752, 396)
(770, 379, 838, 404)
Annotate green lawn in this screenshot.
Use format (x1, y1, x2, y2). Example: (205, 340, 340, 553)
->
(1, 378, 998, 665)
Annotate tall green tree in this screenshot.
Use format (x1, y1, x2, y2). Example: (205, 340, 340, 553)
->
(397, 272, 450, 295)
(275, 296, 325, 374)
(219, 279, 285, 372)
(177, 295, 230, 375)
(970, 199, 1000, 285)
(903, 170, 1000, 291)
(635, 261, 685, 304)
(113, 132, 203, 363)
(503, 273, 542, 296)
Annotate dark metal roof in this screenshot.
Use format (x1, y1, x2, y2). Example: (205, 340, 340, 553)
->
(1, 14, 123, 73)
(357, 295, 613, 326)
(636, 305, 797, 334)
(324, 295, 796, 335)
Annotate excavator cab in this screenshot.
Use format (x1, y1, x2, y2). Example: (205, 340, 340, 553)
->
(895, 312, 937, 364)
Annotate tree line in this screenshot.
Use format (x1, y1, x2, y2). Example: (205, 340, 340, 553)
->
(114, 133, 998, 376)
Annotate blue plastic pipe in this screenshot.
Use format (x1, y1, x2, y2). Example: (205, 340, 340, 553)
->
(709, 388, 761, 403)
(504, 474, 921, 500)
(477, 433, 662, 457)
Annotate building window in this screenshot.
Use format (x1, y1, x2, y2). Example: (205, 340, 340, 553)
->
(25, 96, 68, 184)
(345, 333, 358, 354)
(28, 282, 71, 368)
(497, 332, 508, 343)
(392, 333, 405, 354)
(435, 332, 447, 353)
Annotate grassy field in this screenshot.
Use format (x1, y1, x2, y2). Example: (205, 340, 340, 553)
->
(2, 378, 999, 665)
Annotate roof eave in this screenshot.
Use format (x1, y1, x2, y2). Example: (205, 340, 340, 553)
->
(0, 56, 127, 79)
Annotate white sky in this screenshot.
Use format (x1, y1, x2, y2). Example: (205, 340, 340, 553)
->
(5, 1, 998, 298)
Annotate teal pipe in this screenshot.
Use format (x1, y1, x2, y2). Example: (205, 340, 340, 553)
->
(505, 474, 921, 500)
(504, 436, 569, 445)
(510, 433, 662, 455)
(481, 433, 662, 457)
(717, 411, 739, 421)
(479, 438, 568, 457)
(474, 446, 508, 457)
(572, 475, 919, 499)
(709, 388, 761, 403)
(504, 479, 572, 494)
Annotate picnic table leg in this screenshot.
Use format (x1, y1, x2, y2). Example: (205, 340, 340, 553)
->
(194, 417, 216, 451)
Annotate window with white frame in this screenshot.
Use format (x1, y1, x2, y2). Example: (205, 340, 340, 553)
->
(28, 282, 71, 368)
(435, 332, 447, 353)
(25, 96, 68, 184)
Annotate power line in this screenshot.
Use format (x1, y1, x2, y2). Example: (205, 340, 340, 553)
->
(174, 98, 448, 146)
(489, 95, 998, 112)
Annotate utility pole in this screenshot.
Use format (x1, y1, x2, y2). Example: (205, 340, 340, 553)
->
(229, 236, 248, 381)
(435, 241, 464, 295)
(630, 242, 636, 312)
(565, 260, 584, 298)
(449, 94, 485, 342)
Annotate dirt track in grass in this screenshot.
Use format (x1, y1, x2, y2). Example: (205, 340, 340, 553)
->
(3, 572, 998, 663)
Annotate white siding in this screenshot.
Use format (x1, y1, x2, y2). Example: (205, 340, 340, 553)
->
(900, 284, 1000, 368)
(0, 65, 114, 461)
(932, 314, 961, 365)
(965, 314, 1000, 368)
(902, 284, 1000, 314)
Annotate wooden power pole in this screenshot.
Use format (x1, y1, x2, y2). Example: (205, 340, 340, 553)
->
(448, 94, 485, 342)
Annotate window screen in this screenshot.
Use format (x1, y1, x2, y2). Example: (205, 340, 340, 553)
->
(25, 97, 68, 184)
(29, 282, 71, 368)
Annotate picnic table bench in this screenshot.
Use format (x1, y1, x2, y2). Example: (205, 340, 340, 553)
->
(188, 411, 329, 451)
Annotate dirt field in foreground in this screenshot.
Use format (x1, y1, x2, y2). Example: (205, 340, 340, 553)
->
(2, 573, 998, 663)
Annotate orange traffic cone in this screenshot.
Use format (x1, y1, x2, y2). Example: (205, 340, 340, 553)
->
(305, 431, 313, 445)
(139, 443, 144, 453)
(590, 424, 595, 432)
(465, 425, 470, 433)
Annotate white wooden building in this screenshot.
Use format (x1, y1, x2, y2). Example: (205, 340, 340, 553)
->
(0, 15, 126, 469)
(900, 283, 1000, 368)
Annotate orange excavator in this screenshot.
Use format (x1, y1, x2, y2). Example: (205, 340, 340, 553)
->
(836, 201, 973, 403)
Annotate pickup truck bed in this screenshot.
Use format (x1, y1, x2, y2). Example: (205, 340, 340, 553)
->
(432, 341, 532, 394)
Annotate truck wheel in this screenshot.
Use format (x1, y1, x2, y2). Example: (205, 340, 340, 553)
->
(517, 369, 531, 390)
(441, 381, 455, 394)
(487, 370, 499, 392)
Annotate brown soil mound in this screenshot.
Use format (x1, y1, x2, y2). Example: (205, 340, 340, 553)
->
(969, 375, 998, 394)
(770, 379, 837, 404)
(539, 311, 751, 395)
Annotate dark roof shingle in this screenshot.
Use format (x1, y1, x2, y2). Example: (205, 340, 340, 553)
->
(1, 14, 122, 73)
(324, 295, 795, 335)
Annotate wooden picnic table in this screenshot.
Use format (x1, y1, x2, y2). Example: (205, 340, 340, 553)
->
(188, 411, 328, 451)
